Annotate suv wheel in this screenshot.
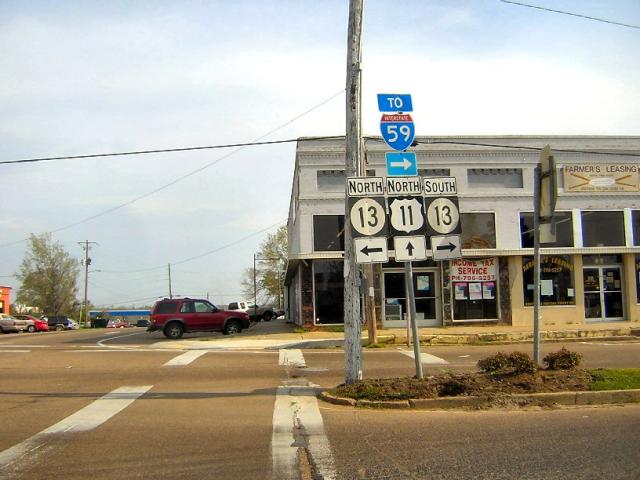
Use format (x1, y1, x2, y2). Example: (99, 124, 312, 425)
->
(223, 319, 242, 335)
(164, 322, 184, 340)
(262, 311, 273, 322)
(55, 325, 64, 331)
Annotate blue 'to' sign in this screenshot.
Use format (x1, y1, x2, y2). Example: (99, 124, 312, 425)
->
(380, 114, 415, 151)
(377, 94, 413, 112)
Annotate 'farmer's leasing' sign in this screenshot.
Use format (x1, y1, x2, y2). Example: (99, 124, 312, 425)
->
(564, 164, 638, 192)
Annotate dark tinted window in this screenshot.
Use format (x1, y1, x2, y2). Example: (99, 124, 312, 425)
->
(313, 215, 345, 251)
(461, 213, 496, 249)
(633, 211, 640, 246)
(520, 211, 573, 248)
(581, 211, 625, 247)
(154, 301, 179, 314)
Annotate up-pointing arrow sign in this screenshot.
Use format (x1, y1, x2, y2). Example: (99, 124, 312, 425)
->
(393, 236, 427, 262)
(386, 152, 417, 177)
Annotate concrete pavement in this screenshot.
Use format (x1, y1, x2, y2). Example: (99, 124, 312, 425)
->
(155, 320, 640, 350)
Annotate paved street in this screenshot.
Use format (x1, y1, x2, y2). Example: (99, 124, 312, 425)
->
(1, 325, 639, 479)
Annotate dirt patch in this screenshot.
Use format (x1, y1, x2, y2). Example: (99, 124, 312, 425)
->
(330, 369, 594, 402)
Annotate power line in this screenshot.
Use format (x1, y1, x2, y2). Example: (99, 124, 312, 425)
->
(0, 90, 344, 248)
(500, 0, 640, 29)
(0, 136, 342, 166)
(97, 220, 284, 274)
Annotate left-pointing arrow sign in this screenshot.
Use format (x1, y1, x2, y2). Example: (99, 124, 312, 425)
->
(354, 237, 389, 264)
(361, 245, 383, 256)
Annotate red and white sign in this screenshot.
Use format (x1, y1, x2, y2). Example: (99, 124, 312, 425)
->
(450, 258, 497, 282)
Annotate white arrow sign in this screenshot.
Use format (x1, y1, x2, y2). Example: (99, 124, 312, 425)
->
(390, 158, 413, 170)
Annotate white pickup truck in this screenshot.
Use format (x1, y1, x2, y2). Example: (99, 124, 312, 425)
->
(226, 301, 278, 322)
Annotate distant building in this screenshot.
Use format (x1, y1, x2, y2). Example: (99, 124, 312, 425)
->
(284, 136, 640, 329)
(0, 286, 12, 315)
(89, 309, 150, 324)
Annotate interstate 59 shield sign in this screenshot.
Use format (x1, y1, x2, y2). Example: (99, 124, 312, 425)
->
(380, 113, 415, 151)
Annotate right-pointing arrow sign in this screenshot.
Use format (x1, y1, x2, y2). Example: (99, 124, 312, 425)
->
(436, 242, 457, 252)
(431, 235, 462, 261)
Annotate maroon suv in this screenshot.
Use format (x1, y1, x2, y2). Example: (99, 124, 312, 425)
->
(149, 298, 251, 339)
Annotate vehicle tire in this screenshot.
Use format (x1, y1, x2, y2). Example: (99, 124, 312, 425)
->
(27, 325, 36, 333)
(55, 325, 64, 331)
(164, 322, 184, 340)
(262, 311, 273, 322)
(223, 319, 242, 335)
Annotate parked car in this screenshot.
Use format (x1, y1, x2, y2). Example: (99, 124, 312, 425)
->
(227, 301, 277, 322)
(135, 319, 150, 328)
(149, 297, 251, 339)
(0, 314, 35, 333)
(42, 315, 76, 331)
(13, 314, 49, 332)
(106, 319, 129, 328)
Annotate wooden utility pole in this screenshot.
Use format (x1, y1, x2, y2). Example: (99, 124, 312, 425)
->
(168, 263, 173, 299)
(344, 0, 364, 384)
(78, 240, 97, 327)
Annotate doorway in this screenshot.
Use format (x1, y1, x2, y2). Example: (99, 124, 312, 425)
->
(583, 266, 625, 321)
(383, 269, 441, 327)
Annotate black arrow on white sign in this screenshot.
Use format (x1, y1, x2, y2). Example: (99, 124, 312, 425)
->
(405, 242, 415, 255)
(436, 242, 457, 252)
(360, 245, 384, 256)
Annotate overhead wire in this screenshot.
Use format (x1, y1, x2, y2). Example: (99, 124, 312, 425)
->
(500, 0, 640, 29)
(0, 89, 344, 247)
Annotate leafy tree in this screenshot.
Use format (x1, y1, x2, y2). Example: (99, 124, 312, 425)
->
(241, 226, 287, 306)
(15, 234, 80, 315)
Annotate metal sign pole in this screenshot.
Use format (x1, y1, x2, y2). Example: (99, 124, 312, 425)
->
(533, 165, 542, 365)
(404, 261, 423, 379)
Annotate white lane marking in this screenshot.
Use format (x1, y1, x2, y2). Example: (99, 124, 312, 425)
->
(96, 331, 147, 348)
(163, 350, 207, 366)
(278, 349, 306, 368)
(0, 350, 29, 353)
(0, 385, 152, 468)
(0, 345, 46, 348)
(399, 349, 448, 365)
(271, 384, 337, 480)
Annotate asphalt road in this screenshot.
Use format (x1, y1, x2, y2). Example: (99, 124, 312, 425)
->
(1, 326, 639, 479)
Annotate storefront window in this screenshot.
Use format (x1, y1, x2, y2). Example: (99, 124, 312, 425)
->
(313, 215, 345, 251)
(451, 258, 498, 321)
(522, 255, 575, 306)
(581, 211, 625, 247)
(520, 212, 574, 248)
(313, 260, 344, 324)
(461, 213, 496, 249)
(633, 210, 640, 246)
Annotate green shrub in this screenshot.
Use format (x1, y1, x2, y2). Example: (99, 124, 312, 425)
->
(507, 351, 537, 374)
(478, 351, 537, 375)
(477, 352, 509, 373)
(543, 348, 583, 370)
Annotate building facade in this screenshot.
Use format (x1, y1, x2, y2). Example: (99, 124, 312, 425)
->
(0, 286, 12, 315)
(284, 136, 640, 329)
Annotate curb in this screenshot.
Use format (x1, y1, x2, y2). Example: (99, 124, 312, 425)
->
(318, 389, 640, 410)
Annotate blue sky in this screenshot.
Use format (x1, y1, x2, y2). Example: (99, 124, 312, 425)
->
(1, 1, 638, 307)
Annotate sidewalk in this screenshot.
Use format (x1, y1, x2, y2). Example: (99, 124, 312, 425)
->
(164, 320, 640, 350)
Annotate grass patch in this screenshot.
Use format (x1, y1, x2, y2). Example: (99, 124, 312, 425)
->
(292, 326, 311, 333)
(589, 368, 640, 391)
(364, 342, 386, 349)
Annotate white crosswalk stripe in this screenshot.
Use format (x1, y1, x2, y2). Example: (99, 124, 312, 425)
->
(399, 349, 448, 364)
